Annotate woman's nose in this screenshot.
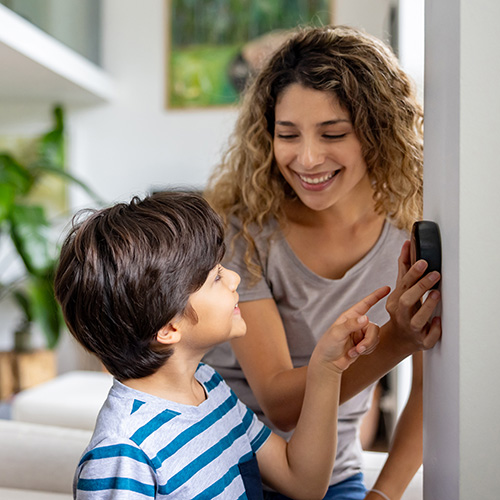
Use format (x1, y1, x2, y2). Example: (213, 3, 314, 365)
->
(298, 139, 324, 169)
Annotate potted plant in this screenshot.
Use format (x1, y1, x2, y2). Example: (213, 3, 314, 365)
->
(0, 106, 100, 396)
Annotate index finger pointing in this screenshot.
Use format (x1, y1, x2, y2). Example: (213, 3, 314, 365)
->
(343, 286, 391, 319)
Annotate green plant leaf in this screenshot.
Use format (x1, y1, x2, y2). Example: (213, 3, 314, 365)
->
(12, 289, 33, 322)
(0, 153, 33, 195)
(1, 104, 100, 350)
(0, 184, 15, 223)
(27, 276, 62, 349)
(9, 204, 54, 276)
(38, 106, 65, 170)
(31, 164, 104, 204)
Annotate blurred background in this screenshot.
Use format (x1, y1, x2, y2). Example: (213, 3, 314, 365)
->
(0, 0, 423, 453)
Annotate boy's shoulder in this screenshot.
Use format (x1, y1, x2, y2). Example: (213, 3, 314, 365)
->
(196, 362, 225, 386)
(90, 366, 227, 443)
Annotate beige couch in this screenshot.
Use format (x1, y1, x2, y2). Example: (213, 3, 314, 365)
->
(0, 419, 92, 499)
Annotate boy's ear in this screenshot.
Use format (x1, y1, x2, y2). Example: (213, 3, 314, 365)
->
(156, 322, 182, 345)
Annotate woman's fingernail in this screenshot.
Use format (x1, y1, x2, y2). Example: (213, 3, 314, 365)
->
(358, 315, 367, 324)
(416, 260, 427, 271)
(427, 271, 440, 282)
(358, 345, 367, 354)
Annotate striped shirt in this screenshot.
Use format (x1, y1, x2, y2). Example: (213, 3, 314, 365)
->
(74, 363, 271, 499)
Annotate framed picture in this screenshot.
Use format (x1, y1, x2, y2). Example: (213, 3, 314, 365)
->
(166, 0, 333, 109)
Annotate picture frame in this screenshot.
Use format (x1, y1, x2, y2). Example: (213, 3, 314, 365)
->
(166, 0, 333, 109)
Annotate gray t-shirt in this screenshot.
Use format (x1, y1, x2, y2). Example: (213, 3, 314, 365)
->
(204, 217, 407, 486)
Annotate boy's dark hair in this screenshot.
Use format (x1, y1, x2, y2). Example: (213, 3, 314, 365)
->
(54, 191, 225, 380)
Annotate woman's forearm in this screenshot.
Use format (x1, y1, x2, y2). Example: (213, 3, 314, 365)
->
(339, 321, 413, 404)
(246, 322, 411, 431)
(365, 353, 423, 500)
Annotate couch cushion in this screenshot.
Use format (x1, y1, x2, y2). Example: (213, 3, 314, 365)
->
(12, 370, 113, 430)
(0, 487, 72, 499)
(0, 419, 92, 494)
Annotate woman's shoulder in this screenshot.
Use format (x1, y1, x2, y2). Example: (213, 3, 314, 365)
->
(226, 215, 282, 251)
(385, 218, 409, 242)
(227, 214, 279, 235)
(374, 219, 409, 260)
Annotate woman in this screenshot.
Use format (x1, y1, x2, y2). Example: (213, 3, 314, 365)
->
(204, 25, 441, 500)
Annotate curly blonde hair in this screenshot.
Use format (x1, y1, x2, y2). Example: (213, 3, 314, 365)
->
(205, 25, 423, 281)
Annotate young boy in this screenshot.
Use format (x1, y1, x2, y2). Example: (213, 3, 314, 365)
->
(54, 191, 389, 500)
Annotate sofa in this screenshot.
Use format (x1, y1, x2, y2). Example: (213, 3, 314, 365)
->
(2, 370, 422, 499)
(0, 419, 91, 499)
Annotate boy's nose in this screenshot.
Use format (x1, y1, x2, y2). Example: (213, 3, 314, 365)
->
(227, 269, 241, 291)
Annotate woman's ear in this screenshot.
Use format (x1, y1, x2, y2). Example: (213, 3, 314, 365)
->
(156, 322, 182, 345)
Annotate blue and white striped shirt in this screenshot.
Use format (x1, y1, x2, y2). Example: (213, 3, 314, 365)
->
(74, 364, 271, 499)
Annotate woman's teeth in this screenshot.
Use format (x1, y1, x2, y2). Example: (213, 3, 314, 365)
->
(299, 171, 337, 185)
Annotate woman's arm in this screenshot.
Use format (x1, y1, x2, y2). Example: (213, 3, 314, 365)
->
(232, 248, 441, 431)
(364, 352, 423, 500)
(231, 297, 306, 432)
(338, 241, 441, 402)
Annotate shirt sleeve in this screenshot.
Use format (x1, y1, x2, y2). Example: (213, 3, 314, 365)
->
(74, 438, 156, 499)
(223, 217, 274, 302)
(234, 391, 272, 454)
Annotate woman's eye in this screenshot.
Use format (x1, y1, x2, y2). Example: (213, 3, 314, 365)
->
(276, 133, 298, 139)
(323, 133, 347, 139)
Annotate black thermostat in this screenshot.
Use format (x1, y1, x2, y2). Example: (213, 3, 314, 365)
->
(410, 221, 442, 290)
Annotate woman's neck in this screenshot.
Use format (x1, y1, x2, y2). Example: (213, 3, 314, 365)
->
(285, 173, 380, 230)
(282, 185, 386, 280)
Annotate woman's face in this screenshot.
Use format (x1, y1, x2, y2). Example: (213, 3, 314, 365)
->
(273, 83, 370, 213)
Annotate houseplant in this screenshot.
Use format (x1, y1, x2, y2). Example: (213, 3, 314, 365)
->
(0, 106, 100, 394)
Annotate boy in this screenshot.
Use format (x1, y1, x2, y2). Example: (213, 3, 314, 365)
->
(54, 191, 389, 500)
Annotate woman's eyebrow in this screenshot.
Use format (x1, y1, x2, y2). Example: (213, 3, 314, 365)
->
(318, 119, 351, 126)
(275, 119, 350, 126)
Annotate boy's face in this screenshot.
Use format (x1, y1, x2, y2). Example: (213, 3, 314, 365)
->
(180, 265, 246, 350)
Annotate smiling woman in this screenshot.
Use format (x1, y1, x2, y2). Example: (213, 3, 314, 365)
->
(274, 84, 369, 215)
(204, 25, 441, 500)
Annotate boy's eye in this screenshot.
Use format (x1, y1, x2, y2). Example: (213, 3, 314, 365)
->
(214, 266, 223, 282)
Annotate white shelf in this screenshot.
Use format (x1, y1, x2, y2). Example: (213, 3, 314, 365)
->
(0, 4, 114, 106)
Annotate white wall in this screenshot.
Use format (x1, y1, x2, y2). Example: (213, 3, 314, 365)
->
(334, 0, 395, 44)
(69, 0, 402, 211)
(68, 0, 237, 210)
(424, 0, 500, 498)
(0, 0, 405, 360)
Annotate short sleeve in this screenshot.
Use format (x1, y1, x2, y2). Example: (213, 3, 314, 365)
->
(74, 438, 156, 499)
(223, 217, 275, 302)
(234, 390, 272, 454)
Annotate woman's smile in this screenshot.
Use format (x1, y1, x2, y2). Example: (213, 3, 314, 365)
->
(296, 169, 342, 190)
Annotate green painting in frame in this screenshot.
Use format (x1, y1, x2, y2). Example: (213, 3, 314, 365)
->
(167, 0, 333, 109)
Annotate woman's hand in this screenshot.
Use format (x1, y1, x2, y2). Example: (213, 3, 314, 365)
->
(385, 240, 442, 352)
